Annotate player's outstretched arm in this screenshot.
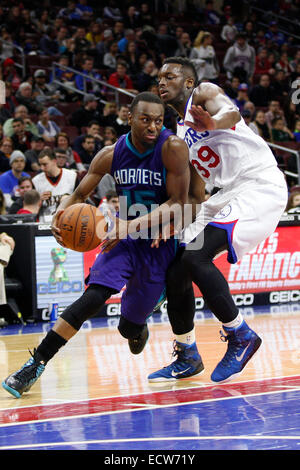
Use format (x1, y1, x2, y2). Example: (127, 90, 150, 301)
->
(51, 145, 115, 244)
(185, 82, 240, 132)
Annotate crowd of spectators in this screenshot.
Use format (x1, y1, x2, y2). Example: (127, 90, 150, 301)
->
(0, 0, 300, 220)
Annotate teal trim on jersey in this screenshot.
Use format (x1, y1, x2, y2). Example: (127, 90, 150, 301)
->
(125, 133, 154, 159)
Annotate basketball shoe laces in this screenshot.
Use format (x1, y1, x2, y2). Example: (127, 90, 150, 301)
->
(218, 329, 249, 368)
(170, 339, 193, 371)
(14, 349, 45, 388)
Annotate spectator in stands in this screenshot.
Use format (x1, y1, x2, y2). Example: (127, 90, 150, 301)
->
(254, 48, 275, 75)
(0, 138, 13, 173)
(99, 189, 119, 214)
(249, 110, 271, 140)
(75, 57, 102, 95)
(37, 108, 61, 144)
(103, 1, 123, 22)
(0, 150, 30, 207)
(112, 105, 130, 136)
(17, 189, 41, 216)
(203, 0, 221, 25)
(0, 105, 11, 128)
(121, 41, 140, 81)
(24, 136, 45, 172)
(77, 0, 94, 20)
(55, 132, 85, 172)
(32, 148, 78, 223)
(275, 52, 293, 75)
(271, 117, 295, 142)
(123, 5, 141, 29)
(33, 69, 63, 106)
(221, 16, 238, 43)
(39, 26, 59, 56)
(233, 83, 249, 112)
(108, 61, 137, 93)
(1, 58, 21, 93)
(286, 191, 300, 213)
(103, 127, 118, 144)
(15, 82, 43, 115)
(272, 69, 290, 100)
(3, 105, 38, 138)
(190, 31, 219, 83)
(175, 32, 193, 58)
(32, 9, 51, 34)
(139, 3, 154, 27)
(96, 29, 114, 62)
(73, 26, 92, 55)
(76, 134, 96, 166)
(265, 21, 285, 47)
(118, 29, 136, 54)
(223, 76, 240, 99)
(265, 100, 287, 130)
(223, 32, 255, 83)
(249, 74, 276, 107)
(10, 118, 34, 153)
(73, 121, 103, 155)
(69, 94, 102, 131)
(137, 60, 158, 92)
(290, 50, 300, 72)
(58, 1, 83, 24)
(103, 42, 120, 72)
(243, 101, 256, 120)
(54, 148, 72, 169)
(293, 119, 300, 142)
(86, 22, 102, 48)
(8, 176, 33, 214)
(2, 82, 18, 117)
(55, 26, 70, 55)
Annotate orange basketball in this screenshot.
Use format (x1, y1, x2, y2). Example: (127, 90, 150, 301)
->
(57, 203, 108, 252)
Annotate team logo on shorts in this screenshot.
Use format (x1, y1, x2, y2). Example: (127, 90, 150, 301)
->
(214, 204, 232, 219)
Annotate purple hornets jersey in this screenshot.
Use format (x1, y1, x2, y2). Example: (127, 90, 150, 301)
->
(110, 128, 173, 216)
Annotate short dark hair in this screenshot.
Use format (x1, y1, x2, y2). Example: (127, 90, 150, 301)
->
(38, 148, 56, 160)
(130, 91, 164, 113)
(23, 189, 41, 206)
(163, 57, 198, 86)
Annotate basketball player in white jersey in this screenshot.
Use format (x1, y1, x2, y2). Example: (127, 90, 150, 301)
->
(148, 57, 288, 383)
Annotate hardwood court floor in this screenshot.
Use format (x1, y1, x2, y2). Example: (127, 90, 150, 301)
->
(0, 309, 300, 450)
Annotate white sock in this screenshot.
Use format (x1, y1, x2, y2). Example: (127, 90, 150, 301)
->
(223, 312, 244, 330)
(176, 328, 195, 346)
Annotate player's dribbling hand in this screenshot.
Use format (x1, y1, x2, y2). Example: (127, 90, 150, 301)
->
(51, 209, 66, 247)
(99, 215, 129, 253)
(185, 105, 216, 132)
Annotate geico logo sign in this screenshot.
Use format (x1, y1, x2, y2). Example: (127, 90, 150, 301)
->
(107, 304, 121, 316)
(270, 290, 300, 303)
(232, 294, 254, 306)
(37, 281, 83, 294)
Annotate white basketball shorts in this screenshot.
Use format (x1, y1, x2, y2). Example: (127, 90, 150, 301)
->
(182, 167, 288, 263)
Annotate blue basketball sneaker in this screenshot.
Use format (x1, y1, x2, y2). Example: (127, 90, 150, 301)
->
(2, 349, 46, 398)
(148, 340, 204, 382)
(211, 322, 262, 383)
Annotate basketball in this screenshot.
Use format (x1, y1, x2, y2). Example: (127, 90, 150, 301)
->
(56, 203, 108, 252)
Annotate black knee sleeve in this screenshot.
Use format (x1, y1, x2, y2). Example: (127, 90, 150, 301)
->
(165, 247, 196, 335)
(182, 225, 238, 323)
(60, 284, 117, 330)
(118, 316, 145, 339)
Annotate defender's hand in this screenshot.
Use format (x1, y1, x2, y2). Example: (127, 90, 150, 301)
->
(185, 105, 216, 132)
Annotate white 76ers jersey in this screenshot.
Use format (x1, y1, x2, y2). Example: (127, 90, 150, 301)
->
(177, 91, 278, 188)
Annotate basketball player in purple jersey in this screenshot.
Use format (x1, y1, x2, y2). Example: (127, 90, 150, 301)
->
(3, 92, 202, 399)
(148, 57, 287, 384)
